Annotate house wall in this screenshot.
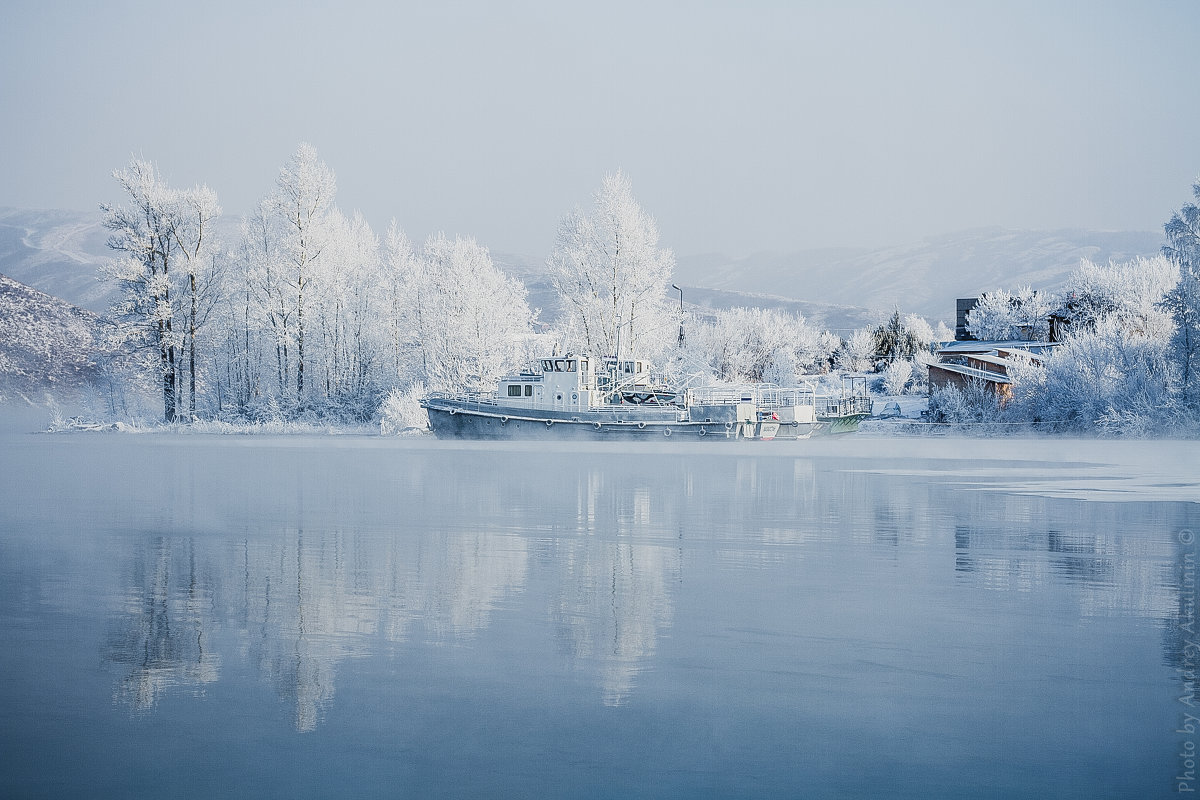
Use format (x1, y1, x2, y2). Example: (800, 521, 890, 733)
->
(927, 364, 1014, 405)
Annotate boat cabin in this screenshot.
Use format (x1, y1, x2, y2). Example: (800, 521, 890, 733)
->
(496, 356, 657, 411)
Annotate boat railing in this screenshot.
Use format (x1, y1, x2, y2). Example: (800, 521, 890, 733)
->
(423, 390, 686, 419)
(818, 395, 873, 417)
(690, 383, 817, 408)
(423, 390, 500, 409)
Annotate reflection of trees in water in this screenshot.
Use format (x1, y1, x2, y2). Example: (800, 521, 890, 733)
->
(542, 462, 681, 706)
(106, 537, 220, 711)
(101, 448, 1192, 728)
(1162, 517, 1200, 696)
(951, 492, 1185, 620)
(552, 526, 676, 706)
(242, 531, 353, 732)
(555, 540, 673, 706)
(107, 525, 529, 731)
(238, 527, 528, 730)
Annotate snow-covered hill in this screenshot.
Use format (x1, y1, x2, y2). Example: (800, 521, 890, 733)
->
(0, 206, 1166, 329)
(0, 273, 118, 403)
(675, 227, 1165, 323)
(0, 207, 116, 312)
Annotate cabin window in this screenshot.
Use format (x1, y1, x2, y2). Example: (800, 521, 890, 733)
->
(566, 360, 576, 372)
(524, 385, 533, 397)
(542, 360, 553, 371)
(507, 385, 522, 397)
(636, 361, 643, 373)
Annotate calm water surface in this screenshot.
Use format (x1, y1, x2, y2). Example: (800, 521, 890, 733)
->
(0, 433, 1195, 798)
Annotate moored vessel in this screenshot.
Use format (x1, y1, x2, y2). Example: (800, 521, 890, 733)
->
(420, 355, 870, 440)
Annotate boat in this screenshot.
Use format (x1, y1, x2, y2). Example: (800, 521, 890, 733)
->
(420, 354, 873, 440)
(816, 375, 874, 434)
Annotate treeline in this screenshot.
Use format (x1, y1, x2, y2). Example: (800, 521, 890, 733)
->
(98, 145, 934, 425)
(101, 145, 534, 423)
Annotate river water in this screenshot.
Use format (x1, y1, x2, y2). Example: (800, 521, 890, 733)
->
(0, 432, 1196, 798)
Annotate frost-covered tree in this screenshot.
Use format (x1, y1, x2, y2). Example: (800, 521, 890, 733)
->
(169, 185, 223, 419)
(1060, 256, 1177, 338)
(881, 359, 913, 395)
(873, 310, 925, 366)
(909, 350, 939, 390)
(1163, 181, 1200, 409)
(967, 286, 1055, 341)
(834, 328, 875, 372)
(903, 314, 936, 352)
(272, 143, 336, 404)
(1010, 286, 1056, 340)
(397, 231, 533, 392)
(1162, 268, 1200, 408)
(382, 223, 428, 385)
(240, 198, 293, 399)
(696, 307, 793, 383)
(212, 237, 263, 415)
(213, 146, 389, 420)
(101, 158, 185, 422)
(1007, 318, 1175, 432)
(966, 290, 1017, 340)
(548, 172, 675, 358)
(312, 210, 382, 416)
(688, 307, 834, 383)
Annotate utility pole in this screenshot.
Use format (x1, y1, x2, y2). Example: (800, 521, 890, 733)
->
(672, 284, 684, 346)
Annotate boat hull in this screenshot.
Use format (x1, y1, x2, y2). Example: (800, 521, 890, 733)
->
(421, 399, 821, 441)
(818, 413, 871, 435)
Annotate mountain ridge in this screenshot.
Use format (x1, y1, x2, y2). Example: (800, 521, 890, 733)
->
(0, 206, 1166, 327)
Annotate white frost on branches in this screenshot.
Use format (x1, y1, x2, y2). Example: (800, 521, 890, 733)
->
(835, 328, 875, 373)
(688, 307, 837, 383)
(548, 172, 675, 358)
(966, 286, 1055, 341)
(414, 233, 534, 392)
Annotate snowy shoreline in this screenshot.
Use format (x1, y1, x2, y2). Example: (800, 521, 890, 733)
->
(20, 411, 1200, 442)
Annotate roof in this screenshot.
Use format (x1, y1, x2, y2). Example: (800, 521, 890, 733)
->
(960, 352, 1018, 369)
(935, 340, 1060, 356)
(927, 362, 1012, 384)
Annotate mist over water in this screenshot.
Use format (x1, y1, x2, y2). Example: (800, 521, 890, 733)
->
(0, 432, 1194, 798)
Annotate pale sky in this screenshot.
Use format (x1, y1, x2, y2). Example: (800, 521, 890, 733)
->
(3, 0, 1198, 258)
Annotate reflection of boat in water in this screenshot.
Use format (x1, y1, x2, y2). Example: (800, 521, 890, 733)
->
(421, 355, 872, 440)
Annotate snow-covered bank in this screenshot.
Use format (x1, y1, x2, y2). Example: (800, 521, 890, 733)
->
(41, 416, 382, 437)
